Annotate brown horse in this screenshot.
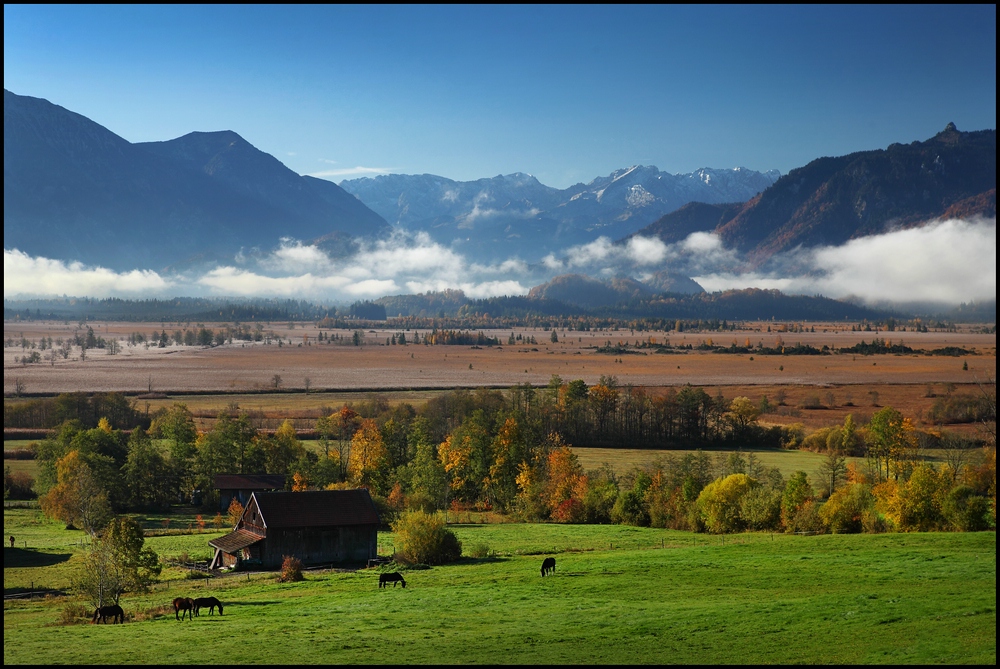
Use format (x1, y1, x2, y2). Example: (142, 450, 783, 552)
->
(193, 596, 224, 616)
(92, 604, 124, 624)
(378, 572, 406, 588)
(173, 597, 194, 621)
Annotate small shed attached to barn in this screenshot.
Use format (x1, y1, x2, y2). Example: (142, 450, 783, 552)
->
(208, 489, 380, 570)
(214, 474, 286, 512)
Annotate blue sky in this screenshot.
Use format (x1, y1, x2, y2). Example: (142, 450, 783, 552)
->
(4, 5, 995, 189)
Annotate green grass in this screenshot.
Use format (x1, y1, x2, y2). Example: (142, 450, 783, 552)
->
(570, 445, 865, 480)
(3, 508, 995, 664)
(4, 440, 39, 451)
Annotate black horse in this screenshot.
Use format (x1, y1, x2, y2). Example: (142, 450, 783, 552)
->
(173, 597, 195, 621)
(379, 572, 406, 588)
(92, 604, 124, 624)
(193, 596, 224, 616)
(541, 557, 556, 576)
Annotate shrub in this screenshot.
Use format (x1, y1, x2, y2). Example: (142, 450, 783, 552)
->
(819, 483, 874, 534)
(466, 542, 491, 558)
(739, 486, 782, 530)
(611, 489, 649, 526)
(132, 604, 172, 622)
(579, 476, 618, 524)
(551, 497, 585, 523)
(4, 468, 36, 499)
(60, 603, 91, 626)
(697, 474, 757, 533)
(781, 471, 815, 531)
(785, 499, 825, 534)
(895, 464, 948, 531)
(391, 510, 462, 565)
(942, 485, 992, 532)
(800, 395, 825, 410)
(861, 508, 892, 534)
(780, 423, 806, 449)
(278, 555, 304, 582)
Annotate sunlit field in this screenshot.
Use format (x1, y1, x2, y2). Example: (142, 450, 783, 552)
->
(3, 507, 995, 665)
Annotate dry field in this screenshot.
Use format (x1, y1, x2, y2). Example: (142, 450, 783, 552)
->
(4, 321, 995, 397)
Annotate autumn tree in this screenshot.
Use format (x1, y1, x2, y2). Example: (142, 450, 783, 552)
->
(264, 419, 306, 477)
(726, 396, 760, 442)
(39, 450, 112, 534)
(866, 407, 918, 482)
(697, 473, 756, 533)
(348, 419, 388, 492)
(76, 516, 161, 608)
(227, 497, 244, 526)
(543, 435, 585, 514)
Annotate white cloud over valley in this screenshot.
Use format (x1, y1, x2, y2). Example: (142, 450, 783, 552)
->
(4, 217, 995, 309)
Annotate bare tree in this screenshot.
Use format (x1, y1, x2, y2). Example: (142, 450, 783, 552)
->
(304, 377, 312, 393)
(272, 374, 283, 390)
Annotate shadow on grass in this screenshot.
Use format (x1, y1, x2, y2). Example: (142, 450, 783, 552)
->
(4, 547, 72, 568)
(4, 585, 68, 597)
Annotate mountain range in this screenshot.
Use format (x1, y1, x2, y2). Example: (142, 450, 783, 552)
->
(340, 165, 780, 262)
(4, 89, 996, 306)
(628, 123, 996, 267)
(3, 89, 389, 271)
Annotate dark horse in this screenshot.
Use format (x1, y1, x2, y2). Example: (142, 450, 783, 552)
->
(193, 596, 224, 616)
(92, 604, 124, 624)
(379, 572, 406, 588)
(541, 557, 556, 577)
(173, 597, 195, 621)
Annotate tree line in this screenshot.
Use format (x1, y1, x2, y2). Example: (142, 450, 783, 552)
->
(16, 380, 994, 539)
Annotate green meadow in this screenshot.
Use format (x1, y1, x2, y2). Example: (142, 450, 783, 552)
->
(3, 508, 995, 664)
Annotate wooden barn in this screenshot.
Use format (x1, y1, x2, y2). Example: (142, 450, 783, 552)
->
(208, 489, 380, 570)
(214, 474, 286, 512)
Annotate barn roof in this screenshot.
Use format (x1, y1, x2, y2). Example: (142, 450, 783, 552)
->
(214, 474, 286, 490)
(251, 489, 380, 529)
(208, 529, 264, 553)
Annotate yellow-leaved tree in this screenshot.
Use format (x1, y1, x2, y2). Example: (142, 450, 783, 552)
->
(348, 419, 388, 492)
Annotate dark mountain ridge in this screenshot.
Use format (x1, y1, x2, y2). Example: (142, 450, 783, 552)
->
(628, 124, 996, 266)
(3, 90, 389, 271)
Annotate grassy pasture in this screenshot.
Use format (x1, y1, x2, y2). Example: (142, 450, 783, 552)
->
(569, 446, 864, 481)
(4, 507, 996, 665)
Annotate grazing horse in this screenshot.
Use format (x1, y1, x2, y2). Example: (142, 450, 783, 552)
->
(173, 597, 195, 621)
(541, 557, 556, 577)
(92, 604, 124, 624)
(378, 572, 406, 588)
(193, 596, 224, 616)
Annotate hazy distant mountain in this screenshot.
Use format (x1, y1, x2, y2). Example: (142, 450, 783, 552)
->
(374, 284, 883, 322)
(3, 90, 389, 270)
(642, 270, 706, 295)
(527, 274, 658, 309)
(341, 165, 780, 262)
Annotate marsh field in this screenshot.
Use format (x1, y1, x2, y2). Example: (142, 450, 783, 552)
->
(3, 319, 996, 664)
(4, 321, 995, 395)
